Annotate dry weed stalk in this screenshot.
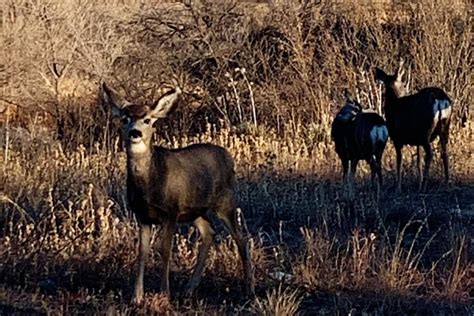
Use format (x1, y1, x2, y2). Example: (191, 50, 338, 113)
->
(0, 0, 472, 314)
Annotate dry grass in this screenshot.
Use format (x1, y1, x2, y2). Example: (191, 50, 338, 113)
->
(1, 0, 473, 314)
(250, 285, 303, 316)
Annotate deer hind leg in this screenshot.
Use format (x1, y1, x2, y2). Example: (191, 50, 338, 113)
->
(186, 216, 215, 295)
(376, 151, 384, 202)
(215, 192, 255, 296)
(368, 155, 380, 199)
(439, 128, 450, 185)
(417, 146, 423, 191)
(422, 143, 433, 192)
(376, 150, 384, 187)
(159, 220, 176, 296)
(395, 146, 403, 193)
(134, 223, 151, 303)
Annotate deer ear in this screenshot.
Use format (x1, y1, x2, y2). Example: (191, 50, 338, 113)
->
(395, 59, 405, 81)
(396, 68, 405, 82)
(344, 88, 354, 102)
(375, 68, 388, 83)
(102, 82, 131, 116)
(150, 87, 182, 118)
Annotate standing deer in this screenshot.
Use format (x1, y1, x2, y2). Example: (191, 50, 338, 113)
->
(331, 90, 388, 198)
(375, 60, 452, 192)
(102, 83, 254, 303)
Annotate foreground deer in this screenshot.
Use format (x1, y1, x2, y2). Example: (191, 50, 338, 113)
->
(102, 83, 254, 303)
(331, 90, 388, 198)
(375, 61, 452, 191)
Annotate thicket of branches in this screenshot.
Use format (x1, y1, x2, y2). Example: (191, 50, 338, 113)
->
(1, 2, 472, 313)
(1, 0, 471, 149)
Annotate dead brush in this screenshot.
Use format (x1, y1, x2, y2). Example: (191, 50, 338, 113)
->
(293, 228, 337, 290)
(250, 284, 303, 316)
(377, 215, 438, 292)
(1, 0, 473, 314)
(433, 235, 473, 300)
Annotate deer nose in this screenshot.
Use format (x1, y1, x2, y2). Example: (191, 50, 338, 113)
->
(129, 129, 142, 139)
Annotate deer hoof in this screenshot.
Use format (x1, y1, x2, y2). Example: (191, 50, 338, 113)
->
(245, 284, 256, 298)
(185, 283, 198, 298)
(132, 289, 144, 305)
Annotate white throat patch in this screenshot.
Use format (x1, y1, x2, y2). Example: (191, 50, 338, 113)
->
(130, 141, 148, 154)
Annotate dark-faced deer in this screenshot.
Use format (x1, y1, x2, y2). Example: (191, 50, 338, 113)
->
(375, 60, 452, 192)
(102, 83, 254, 303)
(331, 90, 388, 199)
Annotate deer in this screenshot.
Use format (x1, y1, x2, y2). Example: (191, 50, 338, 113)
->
(375, 60, 452, 192)
(331, 90, 389, 199)
(101, 83, 255, 303)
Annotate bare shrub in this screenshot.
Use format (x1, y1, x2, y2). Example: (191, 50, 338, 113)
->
(1, 0, 472, 314)
(250, 285, 303, 316)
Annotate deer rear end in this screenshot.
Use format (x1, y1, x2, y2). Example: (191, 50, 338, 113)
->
(332, 91, 388, 199)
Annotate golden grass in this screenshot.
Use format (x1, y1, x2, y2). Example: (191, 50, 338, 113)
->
(1, 0, 473, 314)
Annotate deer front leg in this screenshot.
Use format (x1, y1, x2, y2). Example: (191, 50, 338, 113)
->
(417, 146, 423, 191)
(134, 223, 151, 303)
(341, 158, 349, 200)
(159, 220, 176, 296)
(348, 159, 359, 201)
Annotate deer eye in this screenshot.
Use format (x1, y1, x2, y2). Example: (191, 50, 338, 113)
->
(121, 116, 131, 125)
(144, 118, 151, 124)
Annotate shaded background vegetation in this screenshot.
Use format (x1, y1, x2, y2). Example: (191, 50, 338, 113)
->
(1, 0, 472, 314)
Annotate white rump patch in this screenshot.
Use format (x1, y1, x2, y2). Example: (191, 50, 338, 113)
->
(130, 141, 148, 154)
(336, 102, 360, 122)
(433, 99, 451, 120)
(370, 125, 388, 146)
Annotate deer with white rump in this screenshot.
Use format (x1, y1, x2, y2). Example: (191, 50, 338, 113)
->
(375, 60, 452, 192)
(102, 83, 254, 303)
(332, 90, 389, 198)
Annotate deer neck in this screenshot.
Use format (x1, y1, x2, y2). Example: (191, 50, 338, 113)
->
(383, 87, 400, 114)
(126, 142, 154, 187)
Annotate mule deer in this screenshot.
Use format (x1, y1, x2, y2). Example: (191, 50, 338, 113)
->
(375, 60, 452, 192)
(331, 90, 388, 198)
(102, 83, 254, 303)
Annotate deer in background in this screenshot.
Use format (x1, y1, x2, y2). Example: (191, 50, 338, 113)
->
(375, 60, 452, 192)
(331, 90, 389, 199)
(102, 83, 254, 303)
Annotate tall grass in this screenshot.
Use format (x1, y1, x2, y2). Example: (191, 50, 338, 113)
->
(1, 0, 472, 314)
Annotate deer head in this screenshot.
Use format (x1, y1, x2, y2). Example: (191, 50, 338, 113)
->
(102, 83, 181, 154)
(375, 59, 408, 97)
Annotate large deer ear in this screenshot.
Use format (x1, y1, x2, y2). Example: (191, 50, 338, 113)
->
(150, 87, 181, 118)
(375, 67, 388, 83)
(395, 59, 405, 81)
(102, 82, 131, 116)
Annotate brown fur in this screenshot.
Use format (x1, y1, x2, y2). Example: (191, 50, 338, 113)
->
(102, 83, 255, 302)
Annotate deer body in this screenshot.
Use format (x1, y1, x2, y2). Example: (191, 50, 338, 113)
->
(384, 87, 451, 146)
(102, 83, 254, 303)
(127, 144, 235, 224)
(376, 64, 452, 191)
(332, 93, 388, 197)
